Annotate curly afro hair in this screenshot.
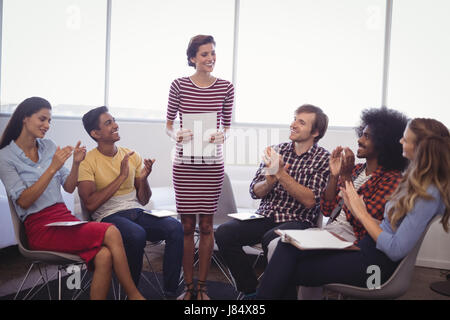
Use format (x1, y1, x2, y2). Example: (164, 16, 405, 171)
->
(356, 107, 409, 171)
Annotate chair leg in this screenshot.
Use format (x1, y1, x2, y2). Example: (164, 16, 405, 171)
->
(211, 253, 237, 290)
(71, 265, 91, 300)
(21, 263, 55, 300)
(14, 263, 35, 300)
(143, 251, 164, 297)
(58, 268, 62, 300)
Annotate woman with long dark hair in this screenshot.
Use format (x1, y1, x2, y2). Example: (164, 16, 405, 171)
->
(0, 97, 145, 300)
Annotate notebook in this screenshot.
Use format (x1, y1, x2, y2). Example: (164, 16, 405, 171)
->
(143, 210, 178, 218)
(227, 212, 264, 221)
(45, 221, 89, 227)
(275, 229, 359, 250)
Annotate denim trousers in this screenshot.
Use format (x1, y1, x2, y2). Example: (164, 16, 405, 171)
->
(215, 217, 313, 294)
(102, 208, 184, 294)
(256, 235, 399, 299)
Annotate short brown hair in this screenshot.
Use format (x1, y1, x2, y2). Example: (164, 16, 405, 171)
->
(295, 104, 329, 142)
(186, 35, 216, 68)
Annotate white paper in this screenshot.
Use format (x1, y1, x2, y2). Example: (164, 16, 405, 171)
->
(143, 210, 178, 218)
(228, 212, 265, 221)
(279, 229, 354, 250)
(182, 112, 217, 157)
(45, 221, 89, 227)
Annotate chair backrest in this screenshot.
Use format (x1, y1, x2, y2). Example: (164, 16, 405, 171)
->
(325, 214, 441, 299)
(8, 198, 84, 264)
(8, 199, 30, 255)
(376, 214, 441, 296)
(215, 173, 237, 226)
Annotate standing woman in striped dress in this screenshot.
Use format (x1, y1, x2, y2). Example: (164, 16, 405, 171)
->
(165, 35, 234, 300)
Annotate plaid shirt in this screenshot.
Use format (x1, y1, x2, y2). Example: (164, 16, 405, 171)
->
(320, 163, 402, 242)
(250, 142, 330, 225)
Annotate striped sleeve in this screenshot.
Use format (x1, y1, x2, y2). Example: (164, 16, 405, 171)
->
(221, 82, 234, 127)
(166, 79, 180, 121)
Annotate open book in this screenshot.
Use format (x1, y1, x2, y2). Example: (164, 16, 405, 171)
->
(227, 212, 264, 221)
(143, 210, 178, 218)
(275, 229, 359, 251)
(45, 221, 89, 227)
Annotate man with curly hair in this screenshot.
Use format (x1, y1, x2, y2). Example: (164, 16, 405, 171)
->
(320, 107, 409, 243)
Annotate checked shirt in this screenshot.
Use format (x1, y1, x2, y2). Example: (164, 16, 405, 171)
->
(320, 163, 402, 242)
(250, 142, 330, 225)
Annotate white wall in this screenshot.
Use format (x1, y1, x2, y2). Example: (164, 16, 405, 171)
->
(0, 115, 449, 269)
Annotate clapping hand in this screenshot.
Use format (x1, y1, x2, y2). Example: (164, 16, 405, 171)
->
(50, 145, 74, 172)
(341, 180, 366, 221)
(141, 158, 156, 179)
(119, 151, 135, 179)
(73, 141, 87, 164)
(341, 147, 355, 181)
(330, 146, 344, 177)
(262, 147, 290, 180)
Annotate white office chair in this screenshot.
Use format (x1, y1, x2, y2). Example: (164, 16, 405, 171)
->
(324, 215, 441, 299)
(8, 199, 87, 300)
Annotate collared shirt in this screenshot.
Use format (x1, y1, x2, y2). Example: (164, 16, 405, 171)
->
(0, 139, 69, 222)
(320, 163, 402, 242)
(377, 185, 444, 262)
(249, 142, 330, 225)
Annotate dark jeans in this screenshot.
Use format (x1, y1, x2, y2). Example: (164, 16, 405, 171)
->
(102, 208, 183, 294)
(215, 217, 312, 294)
(256, 236, 399, 299)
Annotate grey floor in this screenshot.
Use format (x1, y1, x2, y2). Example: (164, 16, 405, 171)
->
(1, 244, 449, 300)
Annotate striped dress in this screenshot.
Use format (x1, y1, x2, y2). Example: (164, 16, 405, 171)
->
(167, 77, 234, 215)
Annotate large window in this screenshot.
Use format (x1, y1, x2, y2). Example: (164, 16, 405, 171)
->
(388, 0, 450, 126)
(235, 0, 386, 127)
(108, 0, 235, 119)
(0, 0, 106, 115)
(1, 0, 449, 127)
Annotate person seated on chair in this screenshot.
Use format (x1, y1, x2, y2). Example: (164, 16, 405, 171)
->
(0, 97, 145, 300)
(78, 106, 183, 299)
(268, 108, 409, 257)
(215, 104, 331, 299)
(256, 118, 450, 299)
(320, 107, 409, 242)
(266, 107, 409, 299)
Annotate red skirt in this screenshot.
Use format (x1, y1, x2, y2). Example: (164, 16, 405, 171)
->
(24, 203, 112, 267)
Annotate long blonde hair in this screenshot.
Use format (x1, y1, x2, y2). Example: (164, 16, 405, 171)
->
(388, 118, 450, 232)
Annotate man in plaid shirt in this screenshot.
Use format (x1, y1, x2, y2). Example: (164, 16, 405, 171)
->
(216, 104, 330, 297)
(321, 108, 409, 244)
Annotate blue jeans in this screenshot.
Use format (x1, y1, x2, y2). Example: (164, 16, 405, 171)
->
(215, 217, 313, 294)
(102, 208, 183, 295)
(256, 236, 399, 299)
